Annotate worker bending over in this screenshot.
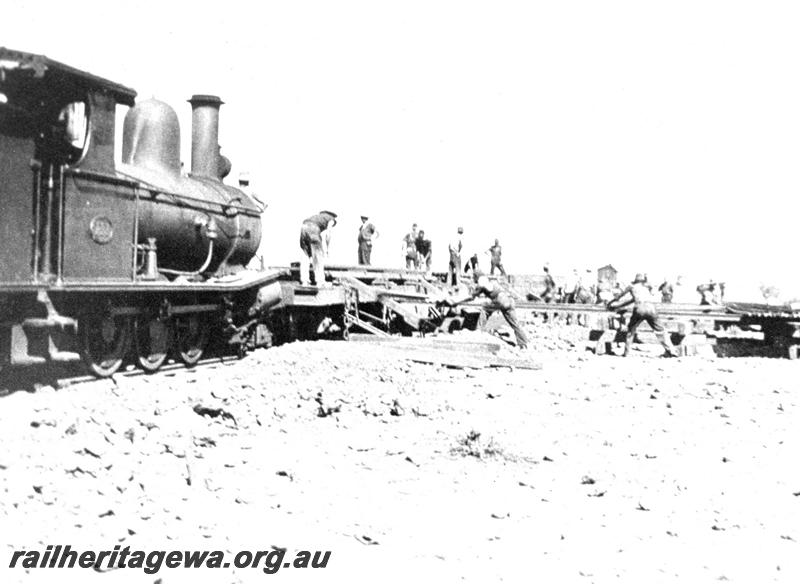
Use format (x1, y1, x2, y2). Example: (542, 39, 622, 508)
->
(607, 273, 676, 357)
(299, 210, 337, 287)
(444, 269, 528, 350)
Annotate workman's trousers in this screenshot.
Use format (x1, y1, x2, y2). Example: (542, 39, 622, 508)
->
(484, 305, 528, 349)
(448, 256, 461, 286)
(490, 261, 506, 276)
(358, 241, 372, 265)
(625, 308, 674, 356)
(406, 255, 418, 270)
(419, 254, 431, 271)
(299, 223, 325, 286)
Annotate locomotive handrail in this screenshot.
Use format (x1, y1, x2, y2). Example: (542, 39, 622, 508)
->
(148, 189, 260, 217)
(67, 168, 262, 217)
(65, 167, 139, 187)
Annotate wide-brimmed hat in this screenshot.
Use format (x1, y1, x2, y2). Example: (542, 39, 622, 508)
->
(633, 273, 647, 284)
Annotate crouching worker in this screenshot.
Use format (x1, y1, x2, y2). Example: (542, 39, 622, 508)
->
(607, 273, 676, 357)
(443, 269, 528, 349)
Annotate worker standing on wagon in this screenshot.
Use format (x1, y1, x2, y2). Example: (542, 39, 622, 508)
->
(488, 239, 506, 277)
(658, 278, 674, 303)
(299, 210, 337, 287)
(543, 265, 557, 303)
(443, 269, 528, 349)
(238, 172, 267, 211)
(448, 227, 464, 286)
(697, 281, 716, 305)
(357, 215, 378, 266)
(402, 223, 419, 269)
(607, 273, 676, 357)
(415, 229, 432, 273)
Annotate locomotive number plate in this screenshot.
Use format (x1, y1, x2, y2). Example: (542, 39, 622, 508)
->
(89, 215, 114, 244)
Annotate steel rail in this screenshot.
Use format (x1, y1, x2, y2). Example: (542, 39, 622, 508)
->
(55, 354, 243, 388)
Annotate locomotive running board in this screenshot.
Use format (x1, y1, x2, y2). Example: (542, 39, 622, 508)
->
(0, 269, 288, 294)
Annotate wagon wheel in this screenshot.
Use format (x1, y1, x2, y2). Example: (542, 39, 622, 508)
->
(135, 316, 170, 372)
(81, 314, 131, 377)
(172, 315, 210, 366)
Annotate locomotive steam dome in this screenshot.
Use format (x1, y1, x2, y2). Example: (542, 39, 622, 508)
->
(122, 98, 181, 177)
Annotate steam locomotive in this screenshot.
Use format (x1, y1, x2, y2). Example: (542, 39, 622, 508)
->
(0, 48, 284, 377)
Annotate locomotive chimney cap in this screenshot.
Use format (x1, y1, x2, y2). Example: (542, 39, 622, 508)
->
(188, 94, 224, 106)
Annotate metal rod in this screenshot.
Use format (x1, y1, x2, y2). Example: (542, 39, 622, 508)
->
(56, 164, 65, 283)
(132, 187, 140, 281)
(40, 164, 55, 277)
(31, 160, 41, 281)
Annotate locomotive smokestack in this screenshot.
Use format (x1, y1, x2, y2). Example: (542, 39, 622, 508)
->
(188, 94, 223, 179)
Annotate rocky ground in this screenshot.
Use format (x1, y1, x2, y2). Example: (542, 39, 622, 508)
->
(0, 321, 798, 583)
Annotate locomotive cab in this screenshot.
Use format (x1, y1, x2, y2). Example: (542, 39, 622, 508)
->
(0, 47, 137, 285)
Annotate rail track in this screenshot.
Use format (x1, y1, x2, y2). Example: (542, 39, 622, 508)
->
(0, 350, 246, 394)
(3, 269, 800, 394)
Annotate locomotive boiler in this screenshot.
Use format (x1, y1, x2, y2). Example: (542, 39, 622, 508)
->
(0, 47, 282, 377)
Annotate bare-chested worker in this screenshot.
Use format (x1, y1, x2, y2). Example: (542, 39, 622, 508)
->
(607, 273, 676, 357)
(443, 269, 528, 349)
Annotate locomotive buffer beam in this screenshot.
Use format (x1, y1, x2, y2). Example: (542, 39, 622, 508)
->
(9, 291, 81, 365)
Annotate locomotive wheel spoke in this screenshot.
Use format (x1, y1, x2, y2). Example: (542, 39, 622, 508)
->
(173, 315, 210, 366)
(135, 317, 170, 373)
(81, 314, 131, 378)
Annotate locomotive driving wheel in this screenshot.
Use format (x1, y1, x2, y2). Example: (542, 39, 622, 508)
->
(80, 313, 131, 378)
(135, 316, 171, 373)
(172, 315, 210, 366)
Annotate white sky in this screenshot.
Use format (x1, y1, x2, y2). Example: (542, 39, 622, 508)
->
(4, 0, 800, 300)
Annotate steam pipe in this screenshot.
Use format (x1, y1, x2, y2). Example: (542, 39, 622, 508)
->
(158, 240, 215, 277)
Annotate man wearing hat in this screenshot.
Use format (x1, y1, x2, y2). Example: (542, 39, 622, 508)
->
(443, 269, 528, 350)
(607, 273, 676, 357)
(447, 227, 464, 286)
(357, 215, 378, 266)
(299, 210, 337, 287)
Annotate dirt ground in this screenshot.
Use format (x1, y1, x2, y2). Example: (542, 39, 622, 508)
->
(0, 322, 798, 583)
